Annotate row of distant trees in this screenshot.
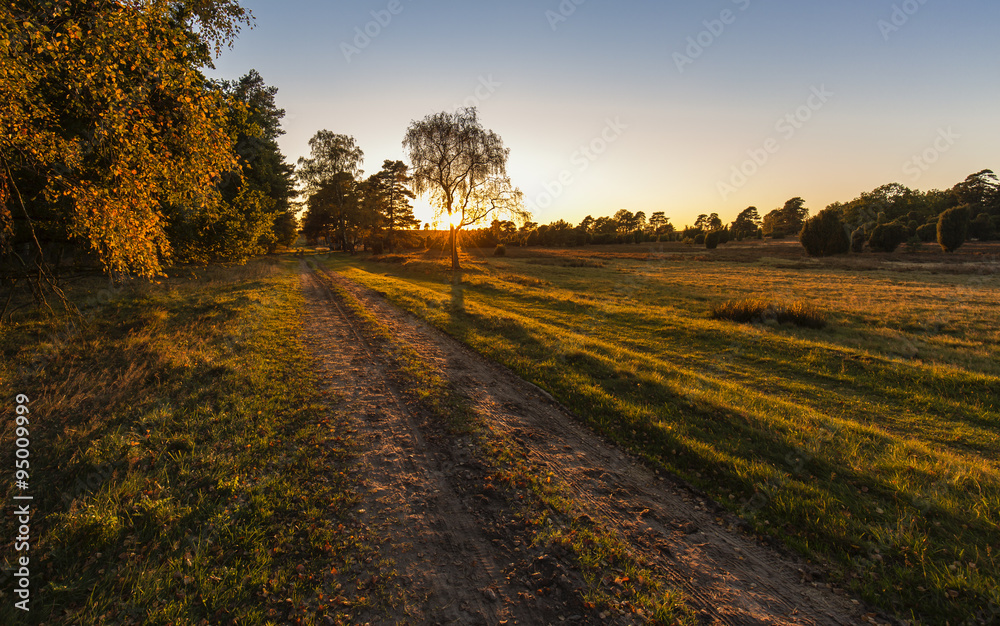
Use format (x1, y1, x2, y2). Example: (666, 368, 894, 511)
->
(1, 1, 298, 313)
(470, 209, 678, 248)
(483, 170, 998, 254)
(800, 171, 1000, 255)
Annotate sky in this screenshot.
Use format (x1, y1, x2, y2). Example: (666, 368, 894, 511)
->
(205, 0, 1000, 229)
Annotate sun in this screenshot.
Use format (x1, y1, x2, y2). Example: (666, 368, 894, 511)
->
(412, 196, 437, 228)
(448, 211, 463, 228)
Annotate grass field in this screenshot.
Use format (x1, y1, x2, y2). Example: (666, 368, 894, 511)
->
(0, 257, 695, 624)
(0, 260, 382, 624)
(319, 240, 1000, 625)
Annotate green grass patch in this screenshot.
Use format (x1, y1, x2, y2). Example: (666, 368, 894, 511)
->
(0, 260, 382, 625)
(318, 247, 1000, 626)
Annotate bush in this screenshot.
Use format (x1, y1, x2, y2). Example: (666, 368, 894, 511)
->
(916, 222, 937, 242)
(938, 206, 970, 252)
(705, 230, 720, 249)
(717, 229, 730, 244)
(868, 222, 907, 253)
(970, 212, 995, 241)
(493, 244, 506, 257)
(711, 297, 826, 329)
(799, 208, 850, 257)
(850, 227, 866, 253)
(694, 233, 706, 245)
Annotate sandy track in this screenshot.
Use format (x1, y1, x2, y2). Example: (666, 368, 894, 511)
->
(300, 262, 877, 625)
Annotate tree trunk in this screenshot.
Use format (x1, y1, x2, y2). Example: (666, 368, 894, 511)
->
(450, 226, 461, 271)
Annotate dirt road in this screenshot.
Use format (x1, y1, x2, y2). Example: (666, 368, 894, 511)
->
(299, 262, 877, 625)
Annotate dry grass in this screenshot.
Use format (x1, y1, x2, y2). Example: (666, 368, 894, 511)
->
(711, 296, 827, 328)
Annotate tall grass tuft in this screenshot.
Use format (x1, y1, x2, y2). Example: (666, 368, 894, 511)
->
(711, 296, 827, 329)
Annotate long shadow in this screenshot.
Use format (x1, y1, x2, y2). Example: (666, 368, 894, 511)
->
(449, 269, 465, 314)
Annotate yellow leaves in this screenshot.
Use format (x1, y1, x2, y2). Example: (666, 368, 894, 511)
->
(5, 3, 242, 278)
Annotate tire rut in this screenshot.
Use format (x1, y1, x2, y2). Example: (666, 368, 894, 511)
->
(301, 267, 508, 624)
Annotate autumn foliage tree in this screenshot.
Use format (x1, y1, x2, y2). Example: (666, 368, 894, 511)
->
(1, 0, 253, 309)
(167, 70, 296, 262)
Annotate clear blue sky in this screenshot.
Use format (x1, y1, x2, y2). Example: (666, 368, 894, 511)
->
(206, 0, 1000, 228)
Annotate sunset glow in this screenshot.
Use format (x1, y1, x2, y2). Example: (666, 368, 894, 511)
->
(207, 1, 999, 228)
(5, 2, 999, 623)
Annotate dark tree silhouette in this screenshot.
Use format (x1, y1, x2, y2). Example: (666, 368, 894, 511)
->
(403, 107, 527, 270)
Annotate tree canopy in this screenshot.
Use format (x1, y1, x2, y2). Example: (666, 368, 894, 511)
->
(296, 132, 367, 252)
(297, 137, 425, 254)
(167, 69, 297, 262)
(731, 206, 761, 239)
(1, 0, 253, 284)
(403, 107, 527, 270)
(762, 197, 809, 238)
(362, 160, 419, 252)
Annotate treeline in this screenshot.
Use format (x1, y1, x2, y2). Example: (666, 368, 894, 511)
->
(454, 209, 679, 249)
(479, 170, 998, 253)
(1, 1, 296, 312)
(806, 171, 1000, 254)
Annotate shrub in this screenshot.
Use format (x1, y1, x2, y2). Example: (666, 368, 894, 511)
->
(799, 208, 850, 257)
(711, 297, 826, 329)
(916, 222, 937, 242)
(868, 222, 907, 253)
(494, 244, 506, 257)
(694, 233, 706, 245)
(937, 206, 970, 252)
(970, 212, 995, 241)
(705, 230, 720, 249)
(904, 236, 923, 253)
(850, 227, 866, 253)
(717, 229, 730, 244)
